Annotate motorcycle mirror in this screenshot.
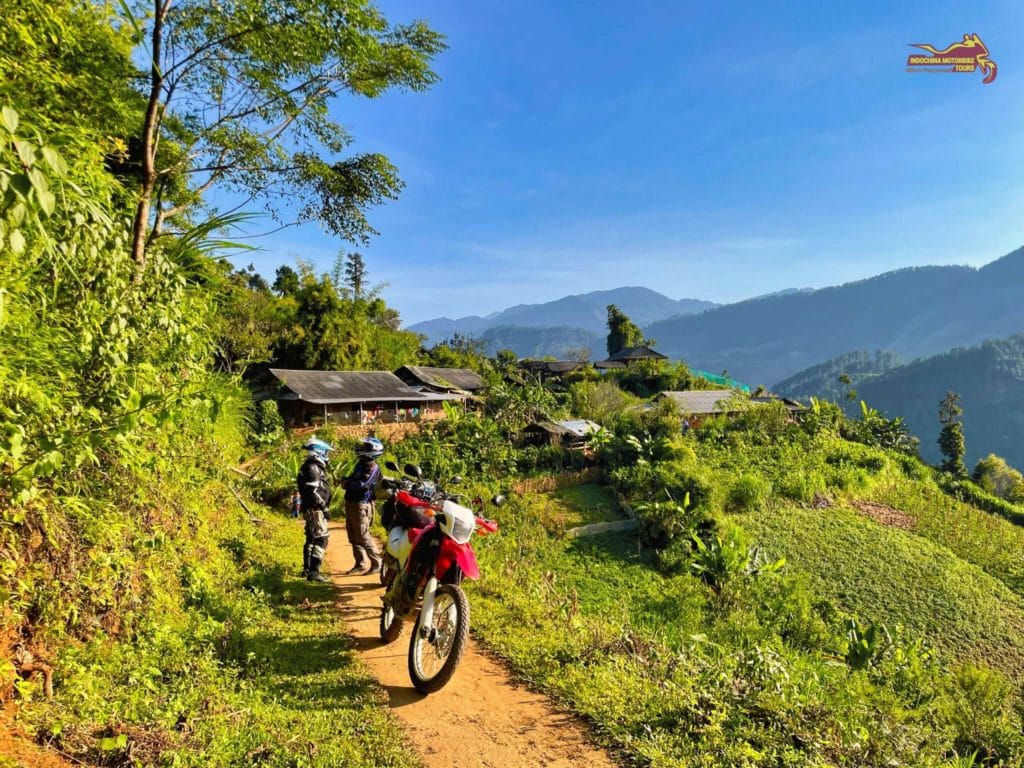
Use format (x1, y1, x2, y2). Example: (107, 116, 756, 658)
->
(491, 494, 506, 507)
(450, 475, 463, 485)
(404, 463, 423, 479)
(385, 460, 400, 472)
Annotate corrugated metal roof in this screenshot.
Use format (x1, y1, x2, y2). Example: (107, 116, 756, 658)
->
(659, 390, 738, 414)
(395, 365, 485, 391)
(555, 419, 602, 437)
(269, 369, 447, 404)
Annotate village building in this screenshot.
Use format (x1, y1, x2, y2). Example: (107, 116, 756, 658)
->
(657, 389, 804, 429)
(393, 365, 485, 395)
(522, 418, 602, 449)
(268, 369, 462, 427)
(603, 345, 668, 366)
(518, 360, 587, 378)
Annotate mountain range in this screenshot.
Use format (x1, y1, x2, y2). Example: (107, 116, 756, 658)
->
(408, 287, 717, 348)
(647, 246, 1024, 386)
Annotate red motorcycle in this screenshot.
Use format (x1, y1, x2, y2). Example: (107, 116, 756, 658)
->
(379, 462, 501, 693)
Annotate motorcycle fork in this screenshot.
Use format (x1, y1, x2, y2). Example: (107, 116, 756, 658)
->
(418, 571, 439, 640)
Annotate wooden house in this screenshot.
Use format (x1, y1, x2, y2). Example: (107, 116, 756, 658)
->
(269, 369, 460, 427)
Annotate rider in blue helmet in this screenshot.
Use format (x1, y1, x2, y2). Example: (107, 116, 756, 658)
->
(297, 437, 334, 582)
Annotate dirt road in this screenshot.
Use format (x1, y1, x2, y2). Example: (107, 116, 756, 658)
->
(323, 520, 619, 768)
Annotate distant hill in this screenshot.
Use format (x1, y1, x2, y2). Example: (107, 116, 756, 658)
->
(408, 287, 716, 347)
(777, 336, 1024, 469)
(855, 335, 1024, 469)
(478, 325, 603, 359)
(774, 350, 904, 403)
(645, 246, 1024, 385)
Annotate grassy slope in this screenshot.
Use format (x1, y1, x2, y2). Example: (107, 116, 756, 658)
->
(25, 501, 419, 768)
(740, 502, 1024, 676)
(466, 439, 1024, 766)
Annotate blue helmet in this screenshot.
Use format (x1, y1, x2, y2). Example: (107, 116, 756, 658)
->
(303, 438, 333, 462)
(356, 436, 384, 459)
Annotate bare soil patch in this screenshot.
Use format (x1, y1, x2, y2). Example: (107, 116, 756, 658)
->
(851, 499, 916, 531)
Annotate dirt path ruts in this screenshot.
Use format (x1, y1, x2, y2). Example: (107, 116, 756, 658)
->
(323, 521, 619, 768)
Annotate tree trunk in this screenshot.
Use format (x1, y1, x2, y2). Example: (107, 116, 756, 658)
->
(131, 0, 169, 272)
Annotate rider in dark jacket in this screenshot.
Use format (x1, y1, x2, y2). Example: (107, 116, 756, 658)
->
(343, 437, 384, 575)
(298, 438, 333, 582)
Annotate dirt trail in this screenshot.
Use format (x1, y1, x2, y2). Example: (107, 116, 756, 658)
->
(323, 521, 619, 768)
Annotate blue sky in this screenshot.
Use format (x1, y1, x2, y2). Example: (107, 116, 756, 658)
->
(232, 0, 1024, 325)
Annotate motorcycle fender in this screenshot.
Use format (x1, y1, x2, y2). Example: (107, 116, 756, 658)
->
(438, 537, 480, 580)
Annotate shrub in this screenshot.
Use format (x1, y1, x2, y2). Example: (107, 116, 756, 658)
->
(690, 523, 750, 593)
(940, 478, 1024, 527)
(777, 471, 821, 504)
(567, 380, 639, 426)
(655, 460, 717, 512)
(251, 399, 284, 445)
(801, 397, 844, 437)
(825, 465, 868, 492)
(944, 663, 1023, 763)
(973, 454, 1024, 503)
(725, 474, 771, 513)
(898, 454, 929, 481)
(732, 401, 793, 443)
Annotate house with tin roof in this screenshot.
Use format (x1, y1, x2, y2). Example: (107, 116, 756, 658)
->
(269, 369, 461, 427)
(393, 365, 485, 394)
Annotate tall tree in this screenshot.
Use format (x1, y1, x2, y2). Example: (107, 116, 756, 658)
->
(938, 390, 967, 476)
(272, 265, 300, 296)
(343, 252, 367, 298)
(606, 304, 645, 357)
(122, 0, 446, 269)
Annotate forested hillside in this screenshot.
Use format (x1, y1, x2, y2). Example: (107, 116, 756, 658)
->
(775, 337, 1024, 469)
(479, 324, 603, 358)
(774, 350, 903, 403)
(646, 251, 1024, 385)
(854, 335, 1024, 468)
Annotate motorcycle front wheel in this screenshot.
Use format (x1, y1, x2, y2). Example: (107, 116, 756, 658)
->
(408, 584, 469, 694)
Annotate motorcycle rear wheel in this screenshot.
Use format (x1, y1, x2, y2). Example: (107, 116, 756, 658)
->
(408, 584, 469, 694)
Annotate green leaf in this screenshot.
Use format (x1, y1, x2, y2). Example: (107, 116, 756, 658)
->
(14, 140, 35, 168)
(8, 229, 25, 254)
(40, 146, 67, 177)
(97, 733, 128, 751)
(9, 173, 31, 198)
(37, 189, 56, 217)
(0, 106, 18, 134)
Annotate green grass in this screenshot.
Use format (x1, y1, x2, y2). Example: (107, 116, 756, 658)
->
(740, 502, 1024, 678)
(467, 482, 1024, 767)
(26, 506, 419, 768)
(531, 483, 625, 535)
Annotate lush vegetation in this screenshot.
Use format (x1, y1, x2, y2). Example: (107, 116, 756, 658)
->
(1, 0, 439, 762)
(456, 398, 1024, 767)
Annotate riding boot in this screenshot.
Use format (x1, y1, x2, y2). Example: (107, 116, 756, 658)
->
(306, 555, 329, 583)
(301, 546, 312, 577)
